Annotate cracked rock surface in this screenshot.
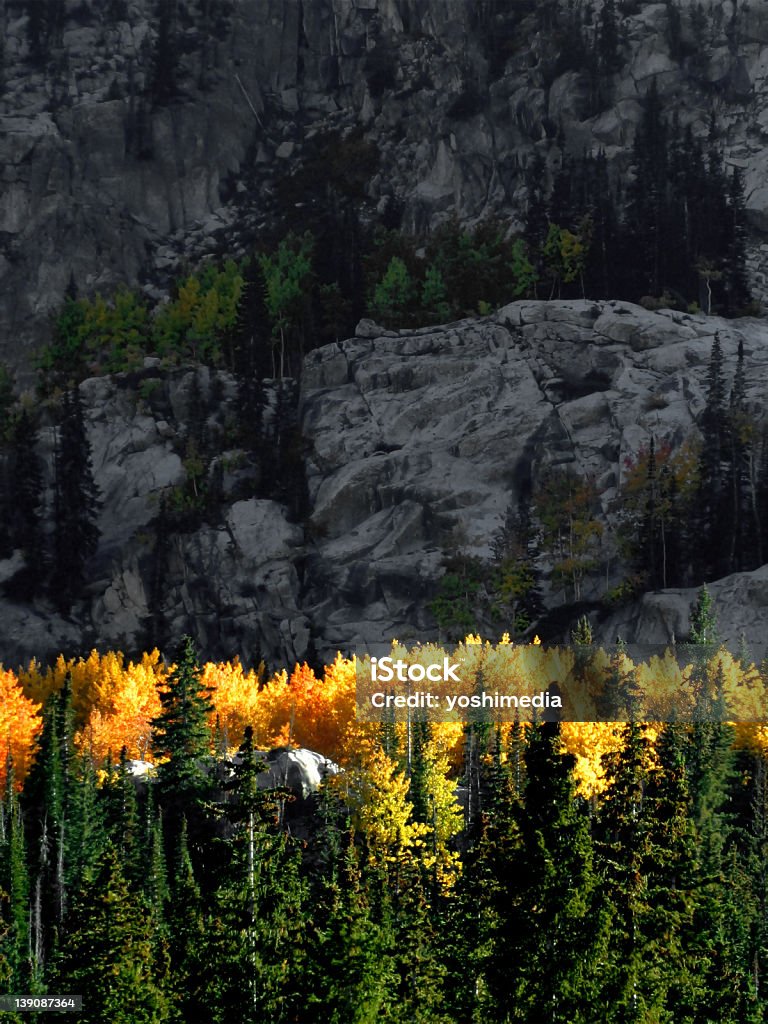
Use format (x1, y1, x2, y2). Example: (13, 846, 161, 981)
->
(2, 301, 768, 667)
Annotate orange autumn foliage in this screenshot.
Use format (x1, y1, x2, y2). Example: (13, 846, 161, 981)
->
(3, 638, 768, 795)
(18, 649, 166, 766)
(76, 651, 165, 763)
(201, 658, 265, 748)
(208, 654, 376, 767)
(0, 667, 42, 788)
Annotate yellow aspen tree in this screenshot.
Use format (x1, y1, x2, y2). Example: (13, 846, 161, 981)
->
(0, 667, 42, 787)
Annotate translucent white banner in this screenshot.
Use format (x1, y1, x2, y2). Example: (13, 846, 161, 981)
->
(355, 641, 768, 723)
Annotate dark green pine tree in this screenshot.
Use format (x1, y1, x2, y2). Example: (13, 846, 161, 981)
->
(165, 818, 206, 1023)
(200, 724, 308, 1022)
(203, 831, 308, 1022)
(486, 724, 513, 810)
(0, 759, 31, 991)
(686, 721, 760, 1023)
(22, 674, 77, 964)
(599, 636, 639, 719)
(103, 748, 142, 888)
(549, 154, 577, 232)
(51, 846, 171, 1024)
(65, 750, 107, 897)
(626, 78, 668, 296)
(584, 149, 621, 297)
(596, 721, 656, 1018)
(306, 833, 397, 1024)
(49, 386, 101, 612)
(408, 718, 432, 826)
(386, 851, 449, 1024)
(480, 723, 607, 1022)
(141, 791, 169, 933)
(666, 118, 699, 297)
(689, 583, 719, 649)
(696, 334, 729, 580)
(740, 752, 768, 1017)
(697, 141, 731, 312)
(448, 723, 523, 1021)
(6, 409, 46, 600)
(632, 724, 704, 1020)
(379, 705, 399, 761)
(727, 339, 752, 572)
(490, 498, 543, 638)
(151, 634, 214, 849)
(724, 167, 751, 312)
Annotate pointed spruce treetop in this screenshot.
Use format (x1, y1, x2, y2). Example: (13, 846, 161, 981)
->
(151, 635, 214, 821)
(689, 584, 719, 648)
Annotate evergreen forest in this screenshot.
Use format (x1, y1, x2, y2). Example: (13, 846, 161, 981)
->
(2, 621, 768, 1022)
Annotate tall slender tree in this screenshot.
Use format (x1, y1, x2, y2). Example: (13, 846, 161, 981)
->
(6, 410, 45, 599)
(0, 760, 31, 990)
(49, 386, 101, 612)
(151, 635, 214, 849)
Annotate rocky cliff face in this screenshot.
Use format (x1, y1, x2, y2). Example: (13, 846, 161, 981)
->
(2, 300, 767, 668)
(2, 0, 768, 373)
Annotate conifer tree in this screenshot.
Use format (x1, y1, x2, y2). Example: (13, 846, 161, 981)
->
(143, 798, 169, 930)
(644, 723, 706, 1019)
(23, 675, 76, 961)
(259, 232, 315, 377)
(203, 829, 308, 1023)
(686, 723, 758, 1023)
(371, 255, 416, 328)
(7, 410, 45, 599)
(597, 722, 659, 1017)
(166, 818, 206, 1022)
(0, 760, 31, 990)
(104, 748, 141, 888)
(450, 723, 523, 1020)
(308, 834, 397, 1024)
(689, 583, 719, 648)
(408, 719, 432, 825)
(481, 723, 607, 1022)
(49, 386, 101, 612)
(52, 846, 170, 1024)
(727, 338, 753, 572)
(725, 167, 750, 311)
(696, 335, 729, 578)
(65, 751, 106, 898)
(195, 723, 308, 1020)
(627, 78, 668, 295)
(151, 635, 214, 847)
(741, 753, 768, 1016)
(387, 851, 449, 1024)
(490, 499, 542, 638)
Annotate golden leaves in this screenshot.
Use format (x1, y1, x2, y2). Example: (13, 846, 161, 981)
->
(0, 668, 42, 788)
